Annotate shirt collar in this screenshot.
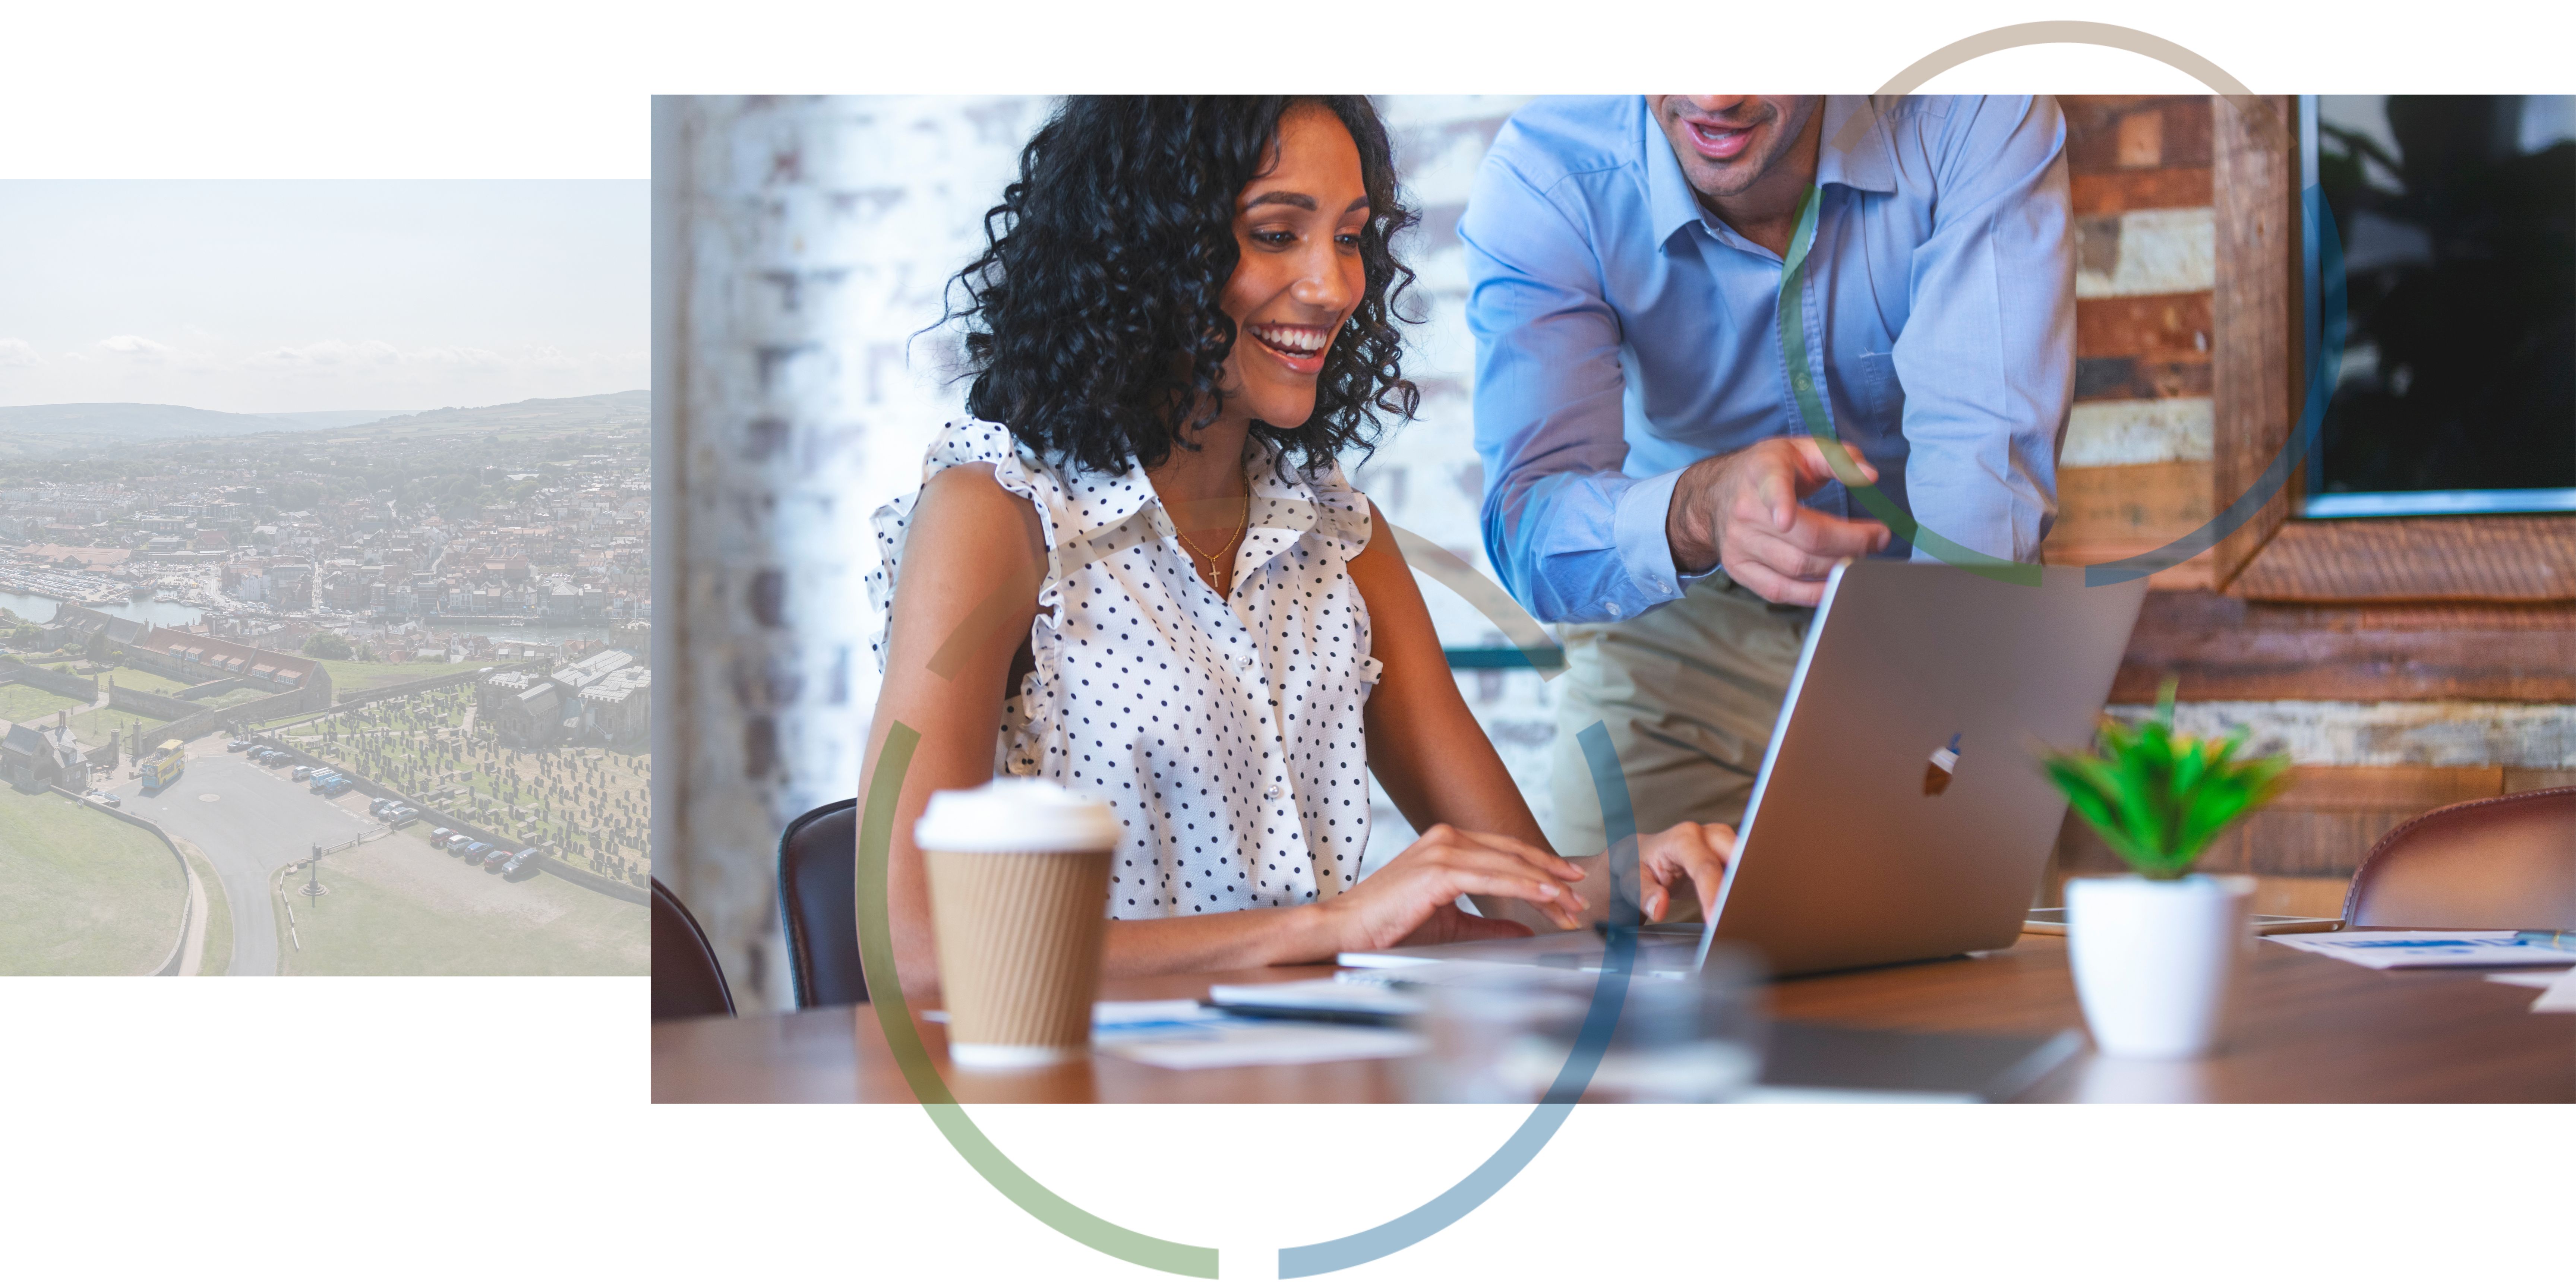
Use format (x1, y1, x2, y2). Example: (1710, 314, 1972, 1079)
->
(1815, 94, 1899, 194)
(1057, 436, 1323, 544)
(1645, 94, 1900, 252)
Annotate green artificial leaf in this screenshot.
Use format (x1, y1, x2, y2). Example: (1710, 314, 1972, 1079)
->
(2035, 680, 2296, 880)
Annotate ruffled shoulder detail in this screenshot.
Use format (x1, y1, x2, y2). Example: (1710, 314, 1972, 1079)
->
(1301, 458, 1375, 561)
(865, 419, 1071, 672)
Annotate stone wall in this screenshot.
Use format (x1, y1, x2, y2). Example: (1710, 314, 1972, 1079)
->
(107, 684, 209, 722)
(105, 646, 208, 687)
(0, 657, 101, 704)
(145, 685, 316, 747)
(338, 668, 487, 707)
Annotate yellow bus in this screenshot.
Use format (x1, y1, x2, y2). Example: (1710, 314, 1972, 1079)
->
(140, 739, 185, 791)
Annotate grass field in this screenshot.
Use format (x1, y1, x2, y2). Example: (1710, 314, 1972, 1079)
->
(0, 789, 186, 975)
(90, 665, 192, 696)
(0, 681, 90, 726)
(274, 847, 647, 976)
(175, 837, 231, 976)
(304, 657, 486, 695)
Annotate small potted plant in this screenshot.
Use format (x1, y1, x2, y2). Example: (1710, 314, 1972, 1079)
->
(2041, 681, 2294, 1060)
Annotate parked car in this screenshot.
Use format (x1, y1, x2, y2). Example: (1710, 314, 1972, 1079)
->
(482, 846, 515, 873)
(445, 833, 476, 854)
(320, 778, 354, 797)
(369, 797, 396, 819)
(227, 738, 251, 752)
(84, 792, 123, 810)
(291, 765, 315, 781)
(461, 841, 491, 863)
(498, 847, 540, 877)
(387, 807, 420, 827)
(430, 827, 454, 846)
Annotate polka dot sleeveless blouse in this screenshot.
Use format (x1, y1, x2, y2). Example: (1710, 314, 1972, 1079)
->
(868, 420, 1383, 918)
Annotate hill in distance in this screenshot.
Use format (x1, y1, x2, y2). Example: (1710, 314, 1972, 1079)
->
(0, 391, 646, 459)
(0, 401, 321, 442)
(326, 390, 647, 440)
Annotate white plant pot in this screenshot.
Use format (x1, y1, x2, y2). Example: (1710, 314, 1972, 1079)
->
(2066, 873, 2255, 1060)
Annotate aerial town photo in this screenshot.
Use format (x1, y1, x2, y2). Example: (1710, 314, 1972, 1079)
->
(0, 394, 652, 975)
(1, 177, 650, 975)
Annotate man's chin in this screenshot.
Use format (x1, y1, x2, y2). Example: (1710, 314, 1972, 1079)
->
(1685, 167, 1761, 201)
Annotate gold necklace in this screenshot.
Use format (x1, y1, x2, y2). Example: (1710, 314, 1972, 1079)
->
(1172, 474, 1250, 588)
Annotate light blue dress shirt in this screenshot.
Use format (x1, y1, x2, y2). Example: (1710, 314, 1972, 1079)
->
(1462, 95, 2075, 624)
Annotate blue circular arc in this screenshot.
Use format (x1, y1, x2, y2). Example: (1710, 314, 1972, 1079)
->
(1276, 721, 1642, 1278)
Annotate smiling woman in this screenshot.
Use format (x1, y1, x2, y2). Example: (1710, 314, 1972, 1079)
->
(938, 97, 1419, 480)
(859, 97, 1737, 995)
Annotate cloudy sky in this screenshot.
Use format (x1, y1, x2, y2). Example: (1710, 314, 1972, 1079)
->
(0, 180, 644, 414)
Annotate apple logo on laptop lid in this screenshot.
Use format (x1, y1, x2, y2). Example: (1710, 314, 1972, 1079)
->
(1923, 733, 1963, 796)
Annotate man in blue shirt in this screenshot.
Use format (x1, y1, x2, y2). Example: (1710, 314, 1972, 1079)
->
(1463, 95, 2073, 891)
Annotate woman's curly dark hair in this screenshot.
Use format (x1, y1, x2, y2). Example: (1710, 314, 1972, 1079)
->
(940, 96, 1420, 477)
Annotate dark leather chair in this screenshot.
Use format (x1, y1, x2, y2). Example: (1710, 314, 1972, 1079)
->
(2342, 787, 2576, 931)
(779, 797, 868, 1008)
(650, 877, 736, 1021)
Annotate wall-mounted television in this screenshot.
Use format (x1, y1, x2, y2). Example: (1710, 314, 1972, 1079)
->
(2299, 94, 2575, 518)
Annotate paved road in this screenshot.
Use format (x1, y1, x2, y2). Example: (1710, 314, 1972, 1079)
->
(125, 739, 392, 976)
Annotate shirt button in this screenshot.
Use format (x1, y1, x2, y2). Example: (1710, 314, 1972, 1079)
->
(1265, 783, 1284, 800)
(1605, 601, 1622, 616)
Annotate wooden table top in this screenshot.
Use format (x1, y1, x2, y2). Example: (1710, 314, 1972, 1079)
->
(651, 935, 2575, 1104)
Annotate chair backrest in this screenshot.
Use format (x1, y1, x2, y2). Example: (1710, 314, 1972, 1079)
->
(2343, 787, 2576, 931)
(650, 877, 735, 1021)
(778, 797, 866, 1009)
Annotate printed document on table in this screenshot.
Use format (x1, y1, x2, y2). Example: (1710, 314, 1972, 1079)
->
(1092, 1003, 1426, 1070)
(2535, 970, 2576, 1013)
(927, 999, 1429, 1069)
(2270, 931, 2576, 970)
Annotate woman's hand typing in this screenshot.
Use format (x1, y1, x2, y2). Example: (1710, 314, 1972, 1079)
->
(1322, 824, 1591, 952)
(1634, 821, 1736, 923)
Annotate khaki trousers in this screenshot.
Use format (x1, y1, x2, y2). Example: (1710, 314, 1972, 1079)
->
(1544, 578, 1815, 919)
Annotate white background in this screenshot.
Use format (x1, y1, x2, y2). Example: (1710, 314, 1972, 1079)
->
(4, 3, 2570, 1285)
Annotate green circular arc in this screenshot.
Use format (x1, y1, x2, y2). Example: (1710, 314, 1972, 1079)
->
(846, 25, 2320, 1277)
(855, 721, 1220, 1279)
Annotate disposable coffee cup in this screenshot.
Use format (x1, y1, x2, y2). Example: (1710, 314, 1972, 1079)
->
(914, 778, 1122, 1070)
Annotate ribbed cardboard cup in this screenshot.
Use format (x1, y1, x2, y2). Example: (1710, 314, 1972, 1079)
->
(915, 779, 1123, 1071)
(924, 847, 1113, 1068)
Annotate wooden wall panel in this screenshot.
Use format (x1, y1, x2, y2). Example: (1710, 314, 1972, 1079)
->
(2111, 591, 2576, 702)
(2072, 168, 2213, 215)
(2042, 462, 2216, 589)
(2209, 94, 2300, 589)
(2077, 293, 2213, 356)
(2050, 765, 2520, 883)
(2230, 515, 2576, 602)
(2062, 97, 2213, 171)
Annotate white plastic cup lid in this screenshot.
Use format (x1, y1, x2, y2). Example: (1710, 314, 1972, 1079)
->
(913, 777, 1123, 853)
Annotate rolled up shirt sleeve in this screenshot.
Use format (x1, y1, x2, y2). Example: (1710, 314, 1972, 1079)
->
(1892, 95, 2074, 565)
(1462, 155, 1689, 625)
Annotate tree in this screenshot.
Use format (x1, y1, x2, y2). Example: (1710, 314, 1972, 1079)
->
(305, 632, 354, 660)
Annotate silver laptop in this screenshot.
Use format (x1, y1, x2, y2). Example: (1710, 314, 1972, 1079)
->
(1378, 559, 2147, 979)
